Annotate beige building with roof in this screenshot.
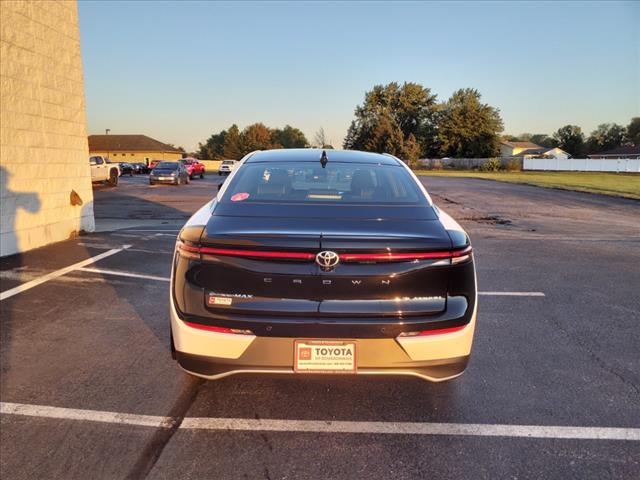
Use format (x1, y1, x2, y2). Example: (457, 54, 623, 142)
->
(500, 141, 543, 157)
(88, 134, 182, 166)
(500, 141, 569, 160)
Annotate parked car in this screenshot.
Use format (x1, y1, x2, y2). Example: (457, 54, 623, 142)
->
(170, 149, 477, 382)
(89, 155, 120, 186)
(149, 161, 190, 185)
(180, 158, 205, 179)
(149, 159, 162, 170)
(218, 159, 237, 175)
(131, 162, 149, 174)
(118, 162, 134, 176)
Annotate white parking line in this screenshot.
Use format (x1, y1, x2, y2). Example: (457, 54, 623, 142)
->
(78, 267, 170, 282)
(180, 418, 639, 441)
(1, 402, 638, 441)
(0, 402, 172, 428)
(0, 246, 131, 301)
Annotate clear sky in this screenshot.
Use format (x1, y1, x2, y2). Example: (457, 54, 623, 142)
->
(78, 0, 639, 151)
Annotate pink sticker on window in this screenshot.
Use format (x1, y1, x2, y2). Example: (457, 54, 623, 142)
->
(231, 192, 250, 202)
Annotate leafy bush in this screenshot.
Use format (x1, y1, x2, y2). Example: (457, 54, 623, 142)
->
(505, 159, 521, 171)
(480, 158, 502, 172)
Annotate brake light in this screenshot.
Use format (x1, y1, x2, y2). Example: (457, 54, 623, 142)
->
(342, 246, 472, 263)
(183, 321, 253, 335)
(176, 242, 471, 263)
(176, 241, 314, 260)
(398, 324, 467, 337)
(201, 247, 315, 260)
(176, 241, 201, 260)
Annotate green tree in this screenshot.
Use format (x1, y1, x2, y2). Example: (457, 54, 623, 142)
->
(529, 134, 557, 148)
(198, 129, 227, 159)
(223, 124, 244, 159)
(626, 117, 640, 145)
(438, 88, 503, 158)
(241, 123, 275, 152)
(363, 114, 406, 156)
(501, 134, 521, 142)
(343, 82, 439, 156)
(586, 123, 626, 154)
(553, 125, 585, 157)
(401, 133, 421, 167)
(271, 125, 309, 148)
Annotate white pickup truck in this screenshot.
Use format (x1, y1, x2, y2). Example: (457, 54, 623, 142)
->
(89, 156, 120, 186)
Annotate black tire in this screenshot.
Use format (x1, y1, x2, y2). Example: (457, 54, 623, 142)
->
(200, 172, 204, 179)
(129, 171, 133, 177)
(189, 172, 194, 180)
(218, 172, 222, 176)
(108, 169, 118, 186)
(150, 181, 155, 185)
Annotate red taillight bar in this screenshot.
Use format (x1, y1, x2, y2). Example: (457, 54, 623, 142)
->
(342, 246, 472, 262)
(183, 321, 253, 335)
(177, 241, 471, 263)
(200, 247, 315, 260)
(183, 321, 234, 333)
(176, 241, 314, 260)
(177, 242, 200, 253)
(416, 324, 467, 336)
(398, 324, 467, 337)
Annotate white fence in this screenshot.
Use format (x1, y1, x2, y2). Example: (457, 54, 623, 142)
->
(523, 158, 640, 173)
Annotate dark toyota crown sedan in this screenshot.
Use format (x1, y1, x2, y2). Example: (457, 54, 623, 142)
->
(170, 149, 477, 382)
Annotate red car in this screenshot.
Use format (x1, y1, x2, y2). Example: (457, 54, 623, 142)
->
(180, 158, 205, 179)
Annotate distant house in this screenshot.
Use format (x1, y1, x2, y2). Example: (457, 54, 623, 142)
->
(88, 134, 182, 166)
(587, 145, 640, 160)
(500, 141, 541, 157)
(500, 141, 569, 159)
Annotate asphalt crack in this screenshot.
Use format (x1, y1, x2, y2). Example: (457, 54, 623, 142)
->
(125, 375, 204, 480)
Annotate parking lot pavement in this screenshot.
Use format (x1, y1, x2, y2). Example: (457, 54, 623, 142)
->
(1, 175, 639, 479)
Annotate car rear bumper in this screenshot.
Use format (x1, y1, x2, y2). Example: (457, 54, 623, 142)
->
(150, 177, 177, 183)
(170, 292, 477, 382)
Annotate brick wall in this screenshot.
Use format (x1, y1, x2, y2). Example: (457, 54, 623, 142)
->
(0, 0, 94, 257)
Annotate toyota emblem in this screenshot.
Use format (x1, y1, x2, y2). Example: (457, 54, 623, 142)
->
(316, 251, 340, 270)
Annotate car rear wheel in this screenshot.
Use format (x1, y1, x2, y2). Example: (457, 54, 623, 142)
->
(200, 172, 204, 179)
(108, 169, 118, 186)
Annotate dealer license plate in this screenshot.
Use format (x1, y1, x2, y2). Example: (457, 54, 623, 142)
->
(294, 340, 356, 373)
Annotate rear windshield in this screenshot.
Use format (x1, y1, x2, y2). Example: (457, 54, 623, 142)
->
(222, 160, 235, 165)
(220, 162, 425, 205)
(156, 162, 178, 169)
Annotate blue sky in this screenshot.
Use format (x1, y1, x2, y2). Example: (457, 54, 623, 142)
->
(78, 1, 639, 151)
